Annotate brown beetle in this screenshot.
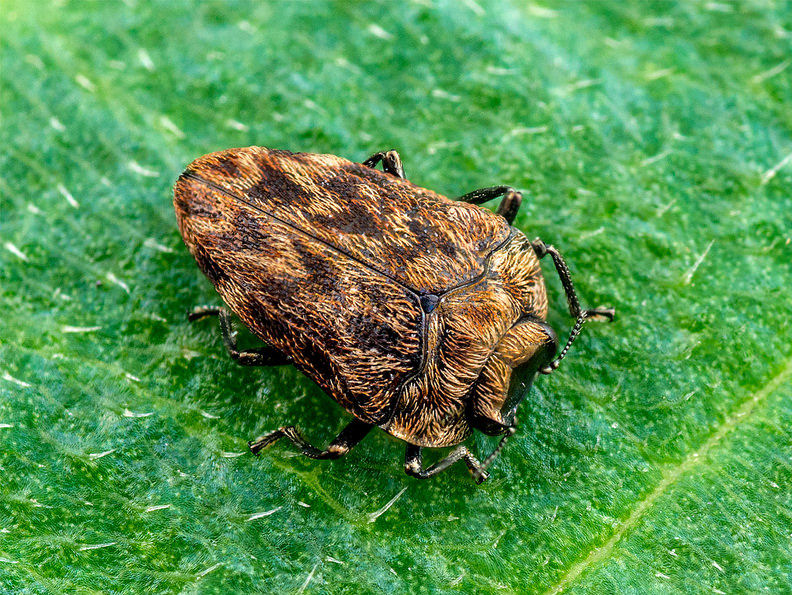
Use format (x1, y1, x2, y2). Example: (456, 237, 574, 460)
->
(174, 147, 613, 483)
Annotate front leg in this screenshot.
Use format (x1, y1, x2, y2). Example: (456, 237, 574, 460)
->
(249, 419, 372, 459)
(404, 425, 519, 483)
(363, 150, 405, 179)
(456, 186, 523, 225)
(404, 444, 490, 484)
(188, 306, 291, 366)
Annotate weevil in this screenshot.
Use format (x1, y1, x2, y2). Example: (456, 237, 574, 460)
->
(174, 147, 614, 483)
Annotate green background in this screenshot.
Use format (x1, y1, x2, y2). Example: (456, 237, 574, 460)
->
(2, 1, 791, 593)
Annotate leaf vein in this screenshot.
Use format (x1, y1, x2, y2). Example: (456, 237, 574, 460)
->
(546, 356, 792, 594)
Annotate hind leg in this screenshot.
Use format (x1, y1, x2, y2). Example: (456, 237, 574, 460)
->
(188, 306, 291, 366)
(363, 150, 405, 178)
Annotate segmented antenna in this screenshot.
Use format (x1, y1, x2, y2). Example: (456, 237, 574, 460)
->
(531, 239, 615, 374)
(473, 425, 517, 482)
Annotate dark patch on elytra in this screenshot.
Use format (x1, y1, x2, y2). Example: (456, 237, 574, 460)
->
(407, 218, 457, 259)
(291, 238, 340, 292)
(193, 245, 229, 285)
(348, 313, 404, 355)
(175, 188, 221, 220)
(295, 161, 392, 238)
(239, 152, 487, 292)
(247, 165, 320, 212)
(209, 154, 242, 179)
(308, 182, 385, 238)
(229, 212, 287, 258)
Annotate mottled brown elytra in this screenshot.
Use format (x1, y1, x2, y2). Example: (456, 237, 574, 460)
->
(174, 147, 614, 483)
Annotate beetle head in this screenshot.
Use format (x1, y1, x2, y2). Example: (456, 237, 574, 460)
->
(498, 348, 552, 427)
(469, 320, 557, 436)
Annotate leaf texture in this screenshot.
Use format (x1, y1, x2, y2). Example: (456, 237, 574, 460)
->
(1, 1, 790, 593)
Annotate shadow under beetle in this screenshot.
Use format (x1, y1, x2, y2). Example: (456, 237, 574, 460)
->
(174, 147, 614, 483)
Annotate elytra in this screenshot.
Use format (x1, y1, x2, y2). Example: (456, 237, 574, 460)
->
(174, 147, 614, 483)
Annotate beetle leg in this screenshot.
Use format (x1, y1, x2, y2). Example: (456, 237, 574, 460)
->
(249, 419, 372, 459)
(455, 186, 522, 224)
(363, 150, 405, 179)
(530, 239, 616, 373)
(476, 425, 516, 481)
(496, 191, 522, 224)
(456, 185, 515, 205)
(187, 305, 222, 321)
(404, 444, 491, 484)
(188, 306, 291, 366)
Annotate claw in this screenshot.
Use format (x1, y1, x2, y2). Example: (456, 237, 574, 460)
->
(248, 429, 285, 456)
(187, 306, 221, 322)
(586, 307, 616, 322)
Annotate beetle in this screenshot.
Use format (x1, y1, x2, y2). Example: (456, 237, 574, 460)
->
(174, 147, 614, 483)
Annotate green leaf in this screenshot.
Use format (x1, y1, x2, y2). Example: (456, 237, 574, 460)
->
(2, 1, 790, 592)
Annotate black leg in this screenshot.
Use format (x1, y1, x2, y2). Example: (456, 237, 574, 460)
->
(404, 444, 489, 484)
(249, 418, 372, 459)
(363, 150, 405, 179)
(187, 305, 222, 321)
(456, 185, 515, 205)
(496, 191, 522, 224)
(188, 306, 291, 366)
(456, 186, 523, 225)
(530, 239, 615, 374)
(403, 426, 517, 484)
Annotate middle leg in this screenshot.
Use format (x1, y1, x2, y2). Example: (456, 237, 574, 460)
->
(249, 418, 373, 459)
(456, 186, 523, 224)
(188, 306, 291, 366)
